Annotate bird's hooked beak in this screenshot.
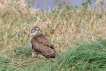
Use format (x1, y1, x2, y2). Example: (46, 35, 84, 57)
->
(32, 29, 40, 36)
(36, 28, 41, 33)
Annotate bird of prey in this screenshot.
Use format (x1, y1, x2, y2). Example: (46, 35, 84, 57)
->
(30, 26, 56, 58)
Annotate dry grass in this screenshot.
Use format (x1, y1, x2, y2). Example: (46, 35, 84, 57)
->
(0, 0, 106, 70)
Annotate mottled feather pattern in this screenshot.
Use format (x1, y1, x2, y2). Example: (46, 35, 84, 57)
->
(36, 34, 52, 47)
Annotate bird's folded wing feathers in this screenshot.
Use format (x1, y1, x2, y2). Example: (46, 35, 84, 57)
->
(37, 35, 52, 47)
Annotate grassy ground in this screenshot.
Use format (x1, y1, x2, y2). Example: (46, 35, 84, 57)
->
(0, 0, 106, 71)
(41, 39, 106, 71)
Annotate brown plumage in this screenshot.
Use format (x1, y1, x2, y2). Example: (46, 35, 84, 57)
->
(30, 26, 56, 58)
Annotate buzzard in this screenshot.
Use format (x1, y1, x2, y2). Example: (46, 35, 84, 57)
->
(30, 26, 56, 58)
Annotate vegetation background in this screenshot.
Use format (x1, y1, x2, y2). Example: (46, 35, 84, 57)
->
(0, 0, 106, 71)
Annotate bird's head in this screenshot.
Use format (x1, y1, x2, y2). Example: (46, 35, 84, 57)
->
(30, 26, 41, 37)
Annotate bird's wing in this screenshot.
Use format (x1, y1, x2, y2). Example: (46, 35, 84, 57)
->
(36, 34, 54, 49)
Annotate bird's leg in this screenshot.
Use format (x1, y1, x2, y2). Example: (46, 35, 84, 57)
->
(31, 49, 37, 58)
(39, 55, 45, 58)
(30, 42, 37, 58)
(37, 54, 45, 59)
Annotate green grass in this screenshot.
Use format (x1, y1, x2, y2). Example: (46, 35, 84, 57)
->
(38, 39, 106, 71)
(1, 39, 106, 71)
